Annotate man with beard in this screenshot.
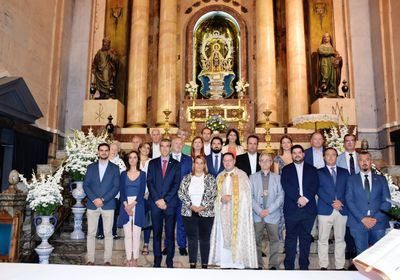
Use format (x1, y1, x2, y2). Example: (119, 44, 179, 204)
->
(208, 153, 258, 269)
(281, 145, 319, 270)
(83, 143, 120, 265)
(206, 137, 224, 178)
(346, 151, 391, 254)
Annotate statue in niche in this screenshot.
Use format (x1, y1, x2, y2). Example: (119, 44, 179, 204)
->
(317, 33, 343, 97)
(198, 31, 235, 99)
(90, 37, 119, 99)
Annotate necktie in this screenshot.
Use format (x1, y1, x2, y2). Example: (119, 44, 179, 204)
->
(331, 167, 337, 185)
(162, 159, 167, 178)
(262, 173, 270, 209)
(349, 153, 355, 175)
(364, 175, 370, 201)
(174, 154, 180, 162)
(214, 155, 219, 171)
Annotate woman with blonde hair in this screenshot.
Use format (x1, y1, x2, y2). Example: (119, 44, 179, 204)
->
(178, 155, 217, 269)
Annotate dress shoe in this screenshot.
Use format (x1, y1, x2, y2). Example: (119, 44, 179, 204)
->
(190, 263, 196, 269)
(320, 267, 328, 270)
(179, 247, 188, 256)
(86, 261, 94, 265)
(348, 264, 357, 271)
(113, 235, 120, 240)
(337, 268, 346, 270)
(261, 252, 267, 257)
(162, 248, 167, 255)
(201, 264, 208, 269)
(104, 262, 111, 266)
(269, 267, 277, 270)
(96, 234, 104, 240)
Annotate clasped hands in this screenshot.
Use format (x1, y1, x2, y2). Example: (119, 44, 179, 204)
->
(155, 199, 167, 210)
(260, 209, 269, 218)
(361, 217, 377, 229)
(191, 205, 206, 213)
(93, 198, 104, 208)
(124, 200, 137, 216)
(331, 200, 344, 211)
(297, 196, 308, 208)
(221, 195, 232, 204)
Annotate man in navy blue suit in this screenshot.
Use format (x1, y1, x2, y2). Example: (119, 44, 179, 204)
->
(147, 138, 181, 268)
(83, 143, 120, 265)
(206, 136, 224, 178)
(317, 147, 349, 270)
(346, 151, 391, 255)
(281, 144, 319, 270)
(170, 137, 192, 256)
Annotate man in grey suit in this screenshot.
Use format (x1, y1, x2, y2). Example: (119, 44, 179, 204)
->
(337, 134, 360, 175)
(83, 143, 120, 265)
(250, 152, 284, 270)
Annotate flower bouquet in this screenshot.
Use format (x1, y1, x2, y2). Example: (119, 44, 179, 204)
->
(185, 80, 199, 98)
(235, 78, 249, 98)
(205, 115, 228, 133)
(20, 167, 64, 216)
(64, 129, 109, 181)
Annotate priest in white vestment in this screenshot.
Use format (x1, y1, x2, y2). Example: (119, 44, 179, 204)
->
(208, 152, 258, 269)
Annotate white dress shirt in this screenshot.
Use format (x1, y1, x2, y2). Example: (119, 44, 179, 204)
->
(248, 152, 257, 175)
(98, 160, 109, 182)
(204, 142, 211, 156)
(294, 162, 304, 196)
(189, 174, 205, 207)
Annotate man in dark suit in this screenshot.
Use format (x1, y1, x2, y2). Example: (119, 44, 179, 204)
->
(317, 147, 349, 270)
(281, 144, 319, 270)
(346, 151, 391, 255)
(83, 143, 120, 265)
(206, 136, 224, 178)
(235, 135, 261, 177)
(170, 137, 192, 256)
(147, 138, 181, 268)
(304, 132, 325, 169)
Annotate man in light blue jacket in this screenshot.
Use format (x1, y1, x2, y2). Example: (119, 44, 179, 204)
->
(250, 152, 284, 270)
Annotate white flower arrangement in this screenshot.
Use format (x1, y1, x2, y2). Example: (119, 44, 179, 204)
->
(185, 80, 198, 98)
(324, 124, 357, 154)
(64, 129, 109, 181)
(20, 167, 64, 216)
(235, 78, 249, 97)
(205, 115, 228, 133)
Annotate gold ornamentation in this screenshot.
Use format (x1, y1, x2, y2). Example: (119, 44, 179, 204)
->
(263, 110, 273, 153)
(163, 109, 171, 139)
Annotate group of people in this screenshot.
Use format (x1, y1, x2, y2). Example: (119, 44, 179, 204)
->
(83, 128, 392, 270)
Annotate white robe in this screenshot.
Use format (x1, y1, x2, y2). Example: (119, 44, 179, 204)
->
(208, 168, 258, 268)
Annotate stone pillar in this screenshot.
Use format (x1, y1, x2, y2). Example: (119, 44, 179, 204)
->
(256, 0, 277, 125)
(156, 0, 177, 126)
(286, 0, 308, 122)
(126, 0, 150, 127)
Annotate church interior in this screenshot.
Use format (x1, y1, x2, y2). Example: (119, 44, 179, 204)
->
(1, 0, 400, 276)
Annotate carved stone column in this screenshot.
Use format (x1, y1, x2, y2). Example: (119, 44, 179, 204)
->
(126, 0, 150, 127)
(256, 0, 277, 125)
(286, 0, 309, 122)
(156, 0, 177, 126)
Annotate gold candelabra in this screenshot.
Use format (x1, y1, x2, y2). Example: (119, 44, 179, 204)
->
(163, 109, 172, 139)
(263, 110, 273, 153)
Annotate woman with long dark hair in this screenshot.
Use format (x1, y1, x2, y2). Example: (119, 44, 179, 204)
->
(190, 136, 205, 159)
(221, 128, 244, 157)
(118, 150, 146, 266)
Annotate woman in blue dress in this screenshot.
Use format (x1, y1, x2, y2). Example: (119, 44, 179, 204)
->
(118, 150, 146, 266)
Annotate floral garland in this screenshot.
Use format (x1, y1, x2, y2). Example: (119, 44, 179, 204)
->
(20, 167, 64, 216)
(64, 129, 109, 181)
(205, 115, 228, 133)
(235, 78, 249, 98)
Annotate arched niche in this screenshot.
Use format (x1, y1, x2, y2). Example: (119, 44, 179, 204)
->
(185, 6, 248, 99)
